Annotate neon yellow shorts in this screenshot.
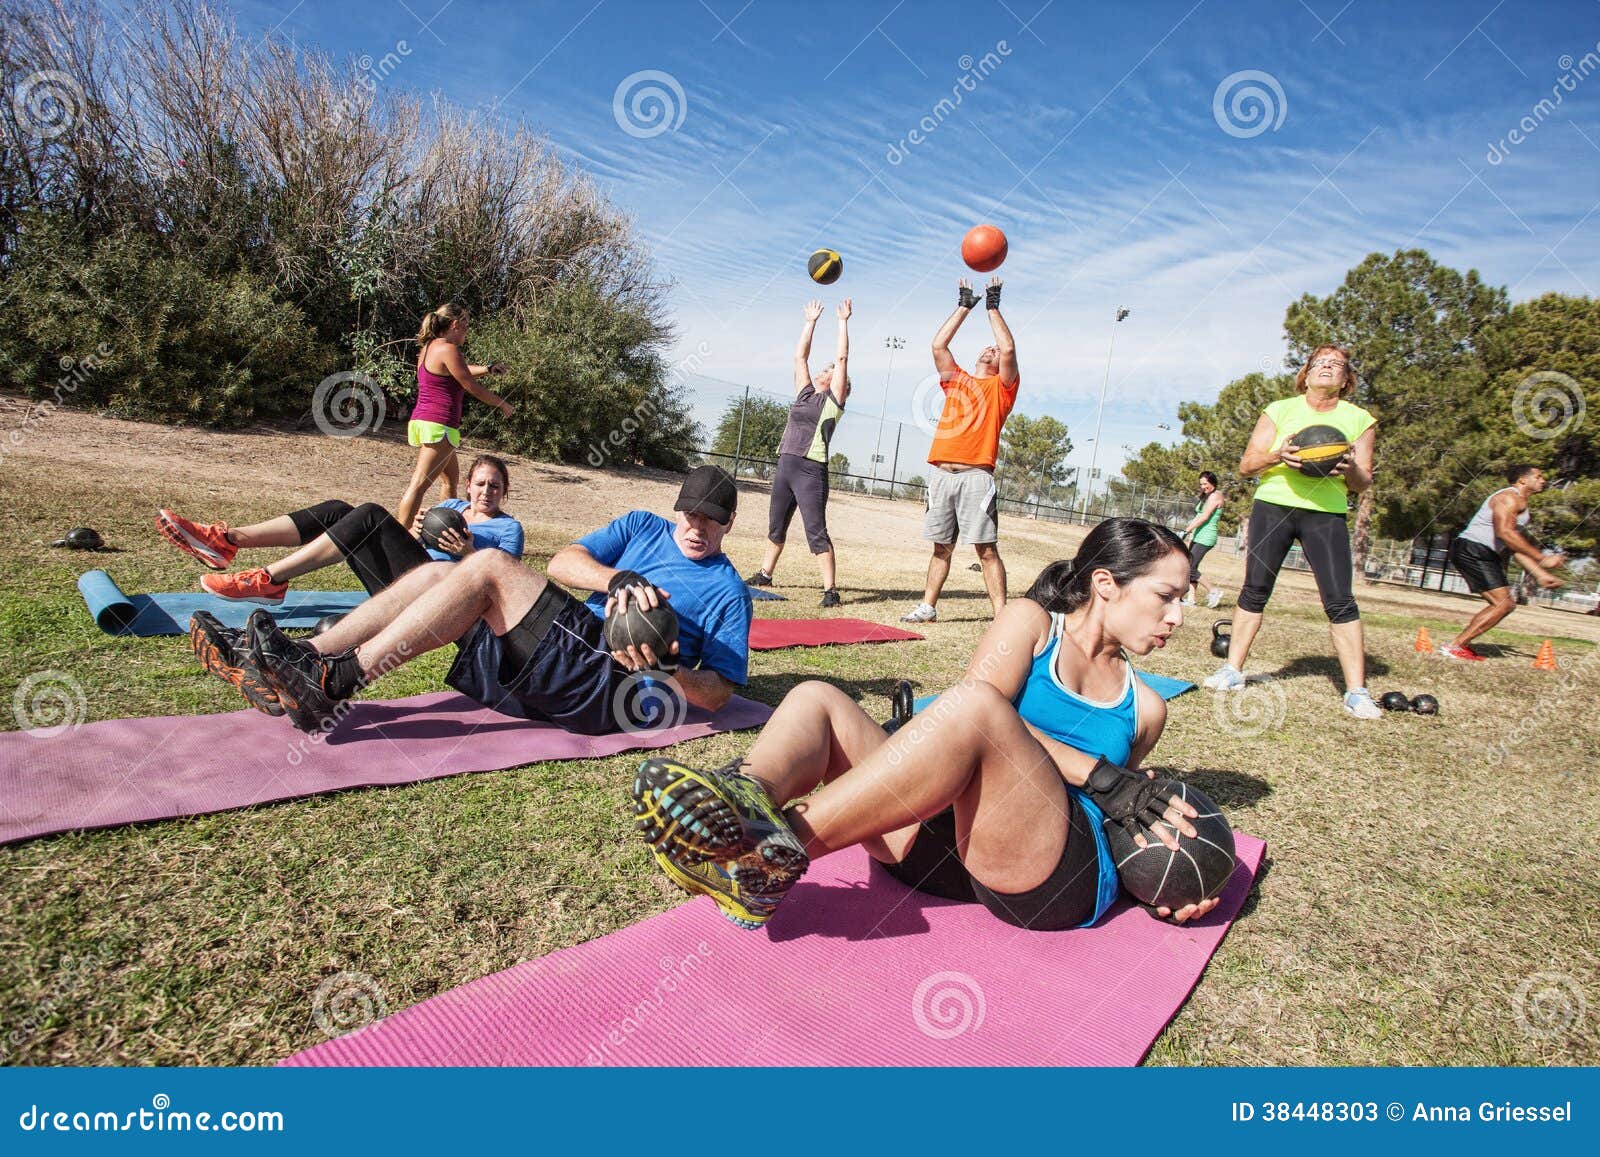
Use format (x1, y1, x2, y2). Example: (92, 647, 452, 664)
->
(408, 420, 460, 448)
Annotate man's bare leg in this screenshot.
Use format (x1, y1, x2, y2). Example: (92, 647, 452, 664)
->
(975, 541, 1006, 616)
(922, 541, 954, 607)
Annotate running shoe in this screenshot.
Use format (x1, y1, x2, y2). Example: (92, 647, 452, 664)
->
(1180, 595, 1195, 607)
(1207, 588, 1224, 609)
(631, 757, 809, 873)
(1343, 688, 1383, 720)
(189, 611, 283, 716)
(819, 588, 841, 608)
(1202, 664, 1247, 691)
(200, 567, 287, 604)
(247, 610, 349, 733)
(157, 508, 237, 570)
(647, 844, 804, 930)
(1441, 643, 1484, 662)
(745, 570, 773, 587)
(901, 602, 938, 624)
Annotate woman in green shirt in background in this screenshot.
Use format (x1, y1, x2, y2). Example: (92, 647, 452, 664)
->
(1203, 345, 1381, 719)
(1180, 470, 1226, 608)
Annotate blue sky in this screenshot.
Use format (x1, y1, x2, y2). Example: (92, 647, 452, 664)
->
(234, 0, 1600, 474)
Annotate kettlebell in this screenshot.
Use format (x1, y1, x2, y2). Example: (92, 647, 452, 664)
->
(1210, 619, 1232, 659)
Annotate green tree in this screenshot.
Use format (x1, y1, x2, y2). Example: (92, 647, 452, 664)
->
(1470, 293, 1600, 553)
(1282, 249, 1510, 564)
(829, 451, 851, 490)
(997, 414, 1074, 502)
(710, 395, 788, 479)
(1120, 371, 1288, 531)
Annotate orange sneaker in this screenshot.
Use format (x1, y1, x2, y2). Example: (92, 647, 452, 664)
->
(157, 509, 237, 570)
(200, 567, 287, 604)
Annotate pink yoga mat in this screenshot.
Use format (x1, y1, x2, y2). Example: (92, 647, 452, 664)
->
(750, 618, 924, 649)
(0, 692, 771, 846)
(283, 835, 1264, 1067)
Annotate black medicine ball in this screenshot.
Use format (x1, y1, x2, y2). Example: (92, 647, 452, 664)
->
(808, 248, 843, 285)
(53, 527, 104, 551)
(419, 505, 470, 553)
(1410, 694, 1439, 715)
(1105, 779, 1236, 911)
(1379, 691, 1412, 712)
(312, 613, 347, 637)
(604, 598, 679, 671)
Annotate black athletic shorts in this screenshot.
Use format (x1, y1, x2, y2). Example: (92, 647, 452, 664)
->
(1449, 538, 1510, 595)
(445, 582, 633, 735)
(880, 795, 1101, 931)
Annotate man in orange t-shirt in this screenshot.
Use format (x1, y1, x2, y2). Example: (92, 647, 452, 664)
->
(902, 277, 1019, 623)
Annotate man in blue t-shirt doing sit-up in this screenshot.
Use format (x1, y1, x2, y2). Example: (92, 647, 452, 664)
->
(227, 465, 754, 737)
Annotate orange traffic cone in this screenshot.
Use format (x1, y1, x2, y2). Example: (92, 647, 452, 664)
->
(1533, 639, 1557, 670)
(1414, 626, 1434, 653)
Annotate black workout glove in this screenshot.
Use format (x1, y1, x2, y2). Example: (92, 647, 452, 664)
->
(958, 286, 979, 310)
(607, 569, 653, 597)
(985, 283, 1001, 310)
(1082, 757, 1179, 843)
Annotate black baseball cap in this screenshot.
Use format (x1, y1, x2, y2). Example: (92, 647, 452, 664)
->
(675, 464, 738, 524)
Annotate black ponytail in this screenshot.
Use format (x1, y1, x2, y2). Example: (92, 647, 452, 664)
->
(1026, 518, 1189, 613)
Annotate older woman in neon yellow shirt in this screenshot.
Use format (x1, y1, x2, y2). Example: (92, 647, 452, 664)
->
(1203, 345, 1380, 719)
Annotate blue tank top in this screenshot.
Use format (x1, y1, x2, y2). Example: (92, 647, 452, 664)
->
(1010, 612, 1137, 926)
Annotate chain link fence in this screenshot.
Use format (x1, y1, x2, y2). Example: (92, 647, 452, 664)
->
(680, 371, 1201, 533)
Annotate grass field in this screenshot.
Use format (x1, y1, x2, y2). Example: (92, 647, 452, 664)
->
(3, 399, 1598, 1066)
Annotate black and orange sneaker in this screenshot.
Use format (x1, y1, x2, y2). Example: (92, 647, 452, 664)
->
(188, 611, 282, 716)
(157, 508, 237, 570)
(246, 610, 352, 733)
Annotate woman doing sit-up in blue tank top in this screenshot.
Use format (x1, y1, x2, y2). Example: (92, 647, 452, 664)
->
(629, 518, 1221, 934)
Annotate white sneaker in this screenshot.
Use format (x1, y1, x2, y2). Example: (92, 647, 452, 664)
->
(1180, 595, 1196, 607)
(1207, 589, 1224, 608)
(1202, 664, 1246, 691)
(1343, 688, 1382, 719)
(900, 602, 938, 624)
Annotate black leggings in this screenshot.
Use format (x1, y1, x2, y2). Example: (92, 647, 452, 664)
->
(1237, 499, 1359, 623)
(286, 500, 432, 595)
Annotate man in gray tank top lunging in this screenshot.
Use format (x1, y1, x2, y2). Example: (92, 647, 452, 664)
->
(1442, 464, 1565, 661)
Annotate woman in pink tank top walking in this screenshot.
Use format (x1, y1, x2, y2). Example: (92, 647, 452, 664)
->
(396, 303, 515, 532)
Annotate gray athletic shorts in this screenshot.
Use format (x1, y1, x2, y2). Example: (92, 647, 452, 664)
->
(923, 467, 999, 545)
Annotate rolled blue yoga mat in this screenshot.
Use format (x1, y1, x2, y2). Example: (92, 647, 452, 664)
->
(77, 570, 368, 636)
(910, 669, 1194, 715)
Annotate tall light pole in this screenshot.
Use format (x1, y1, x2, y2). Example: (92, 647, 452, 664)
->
(872, 335, 905, 494)
(1082, 306, 1129, 515)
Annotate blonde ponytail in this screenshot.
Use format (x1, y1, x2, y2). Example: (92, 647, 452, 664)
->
(417, 302, 469, 347)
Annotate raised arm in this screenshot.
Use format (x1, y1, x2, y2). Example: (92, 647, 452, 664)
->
(932, 280, 978, 379)
(795, 300, 823, 391)
(440, 342, 513, 418)
(985, 276, 1018, 381)
(829, 299, 852, 406)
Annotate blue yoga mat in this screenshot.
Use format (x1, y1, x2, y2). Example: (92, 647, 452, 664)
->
(911, 670, 1194, 715)
(747, 587, 786, 601)
(77, 570, 368, 636)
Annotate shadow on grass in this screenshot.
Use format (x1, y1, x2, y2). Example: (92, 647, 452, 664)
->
(1260, 653, 1392, 685)
(1234, 855, 1273, 921)
(1180, 768, 1273, 810)
(743, 673, 919, 715)
(845, 587, 995, 607)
